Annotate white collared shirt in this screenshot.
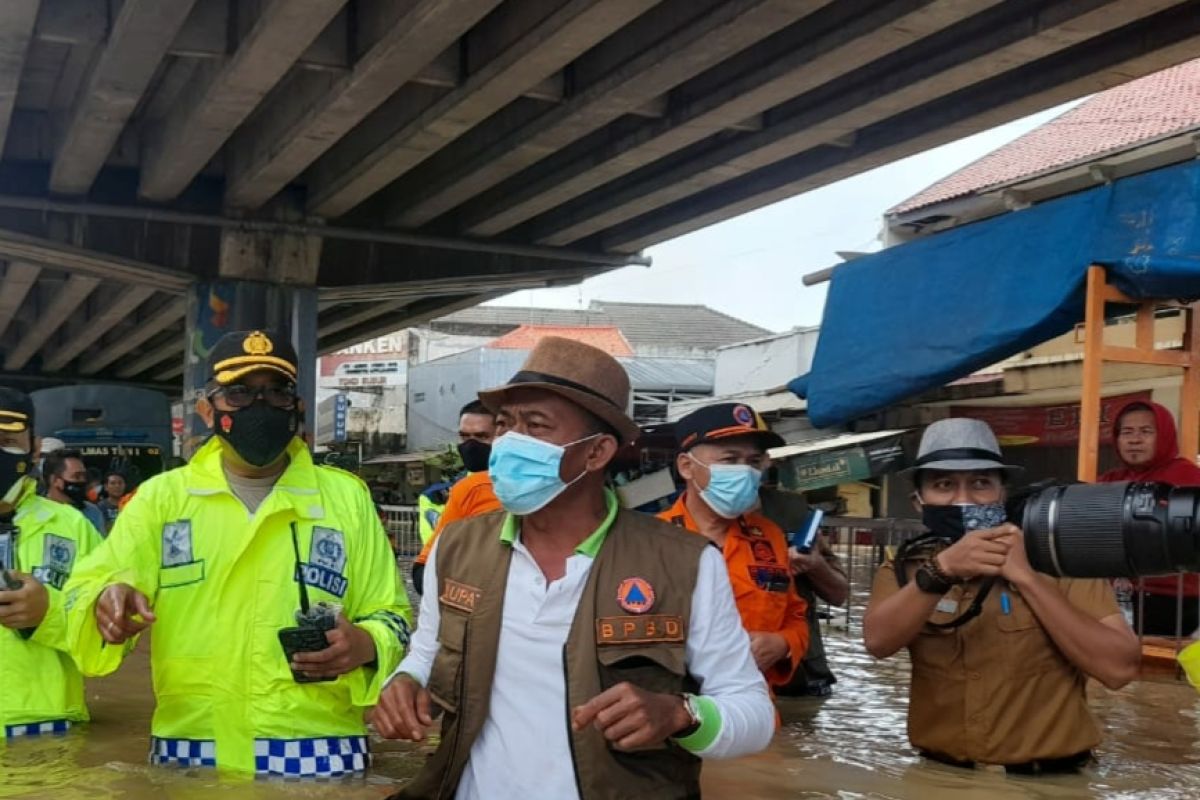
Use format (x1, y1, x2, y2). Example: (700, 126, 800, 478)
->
(394, 527, 774, 800)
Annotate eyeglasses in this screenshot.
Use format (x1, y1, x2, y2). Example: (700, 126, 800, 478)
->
(212, 384, 297, 410)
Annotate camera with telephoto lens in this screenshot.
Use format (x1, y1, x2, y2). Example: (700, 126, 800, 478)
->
(1015, 481, 1200, 578)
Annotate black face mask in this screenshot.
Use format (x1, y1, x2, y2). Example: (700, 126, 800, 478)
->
(214, 403, 298, 467)
(62, 480, 89, 509)
(457, 439, 492, 473)
(0, 449, 31, 501)
(921, 502, 1007, 542)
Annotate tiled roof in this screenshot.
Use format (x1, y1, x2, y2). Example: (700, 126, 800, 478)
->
(891, 59, 1200, 215)
(487, 324, 635, 356)
(434, 301, 770, 353)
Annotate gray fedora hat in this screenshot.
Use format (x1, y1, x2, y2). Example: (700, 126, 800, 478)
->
(904, 418, 1023, 474)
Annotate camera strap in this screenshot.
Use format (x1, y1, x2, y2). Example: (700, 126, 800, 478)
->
(894, 533, 999, 630)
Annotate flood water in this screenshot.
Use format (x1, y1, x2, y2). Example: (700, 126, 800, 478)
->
(4, 620, 1200, 798)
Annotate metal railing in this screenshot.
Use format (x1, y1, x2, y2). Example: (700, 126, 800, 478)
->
(816, 516, 926, 629)
(380, 504, 422, 558)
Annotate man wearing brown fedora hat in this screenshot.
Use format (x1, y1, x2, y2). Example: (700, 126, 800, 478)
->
(373, 336, 774, 799)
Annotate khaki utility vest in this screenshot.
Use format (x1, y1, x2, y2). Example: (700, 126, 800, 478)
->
(399, 508, 709, 800)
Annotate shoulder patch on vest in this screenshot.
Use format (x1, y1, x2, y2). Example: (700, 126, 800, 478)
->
(440, 578, 482, 614)
(597, 615, 684, 645)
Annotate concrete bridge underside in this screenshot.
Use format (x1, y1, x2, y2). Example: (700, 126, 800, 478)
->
(2, 0, 1199, 392)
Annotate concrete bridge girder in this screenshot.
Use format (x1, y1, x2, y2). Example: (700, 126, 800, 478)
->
(0, 0, 1196, 393)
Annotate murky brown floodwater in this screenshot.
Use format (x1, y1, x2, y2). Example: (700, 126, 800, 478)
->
(4, 617, 1200, 799)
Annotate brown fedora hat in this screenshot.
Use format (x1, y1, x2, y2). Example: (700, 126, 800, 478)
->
(478, 336, 641, 445)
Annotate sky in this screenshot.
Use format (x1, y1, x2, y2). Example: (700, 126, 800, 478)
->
(488, 102, 1078, 334)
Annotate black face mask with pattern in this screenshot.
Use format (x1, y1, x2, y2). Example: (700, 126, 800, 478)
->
(214, 404, 298, 467)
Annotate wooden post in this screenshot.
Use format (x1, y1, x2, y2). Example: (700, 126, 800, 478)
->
(1077, 266, 1107, 482)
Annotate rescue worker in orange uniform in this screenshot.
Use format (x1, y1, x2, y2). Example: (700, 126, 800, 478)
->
(659, 403, 809, 688)
(411, 400, 501, 592)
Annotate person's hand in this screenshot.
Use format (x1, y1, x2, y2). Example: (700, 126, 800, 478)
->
(935, 526, 1016, 580)
(96, 583, 156, 644)
(748, 631, 791, 672)
(999, 526, 1036, 586)
(571, 682, 693, 751)
(788, 545, 827, 576)
(291, 614, 377, 679)
(0, 572, 49, 629)
(371, 674, 434, 741)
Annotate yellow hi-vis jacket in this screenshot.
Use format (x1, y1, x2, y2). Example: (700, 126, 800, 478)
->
(64, 437, 413, 772)
(416, 492, 444, 546)
(2, 478, 102, 733)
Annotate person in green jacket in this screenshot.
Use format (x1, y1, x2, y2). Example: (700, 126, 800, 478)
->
(64, 330, 412, 776)
(0, 388, 103, 738)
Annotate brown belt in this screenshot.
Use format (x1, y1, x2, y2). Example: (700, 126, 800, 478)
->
(922, 750, 1092, 775)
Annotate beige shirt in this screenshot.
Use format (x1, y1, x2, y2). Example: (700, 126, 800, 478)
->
(222, 465, 281, 514)
(870, 559, 1120, 764)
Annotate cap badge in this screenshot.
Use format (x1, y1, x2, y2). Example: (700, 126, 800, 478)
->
(733, 404, 754, 427)
(242, 331, 274, 356)
(616, 577, 656, 614)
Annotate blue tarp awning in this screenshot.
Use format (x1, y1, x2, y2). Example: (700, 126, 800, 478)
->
(791, 159, 1200, 428)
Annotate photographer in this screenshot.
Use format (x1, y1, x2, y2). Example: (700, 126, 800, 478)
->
(863, 418, 1139, 774)
(64, 331, 411, 776)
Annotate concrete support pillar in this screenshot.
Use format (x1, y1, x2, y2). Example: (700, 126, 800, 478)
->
(180, 224, 321, 456)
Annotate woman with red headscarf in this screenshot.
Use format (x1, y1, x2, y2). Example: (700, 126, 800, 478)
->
(1100, 400, 1200, 636)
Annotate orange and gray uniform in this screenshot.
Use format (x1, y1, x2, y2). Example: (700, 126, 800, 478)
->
(413, 471, 501, 568)
(660, 494, 809, 686)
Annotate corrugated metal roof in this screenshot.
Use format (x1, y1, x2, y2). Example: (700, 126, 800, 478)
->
(619, 357, 714, 393)
(891, 58, 1200, 215)
(769, 429, 908, 460)
(434, 301, 770, 353)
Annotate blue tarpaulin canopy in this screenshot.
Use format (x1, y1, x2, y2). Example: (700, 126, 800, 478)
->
(790, 159, 1200, 428)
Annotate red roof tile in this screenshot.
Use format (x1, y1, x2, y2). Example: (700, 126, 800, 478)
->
(891, 59, 1200, 215)
(487, 324, 635, 357)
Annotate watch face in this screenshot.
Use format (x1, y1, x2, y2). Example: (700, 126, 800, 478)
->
(915, 564, 945, 594)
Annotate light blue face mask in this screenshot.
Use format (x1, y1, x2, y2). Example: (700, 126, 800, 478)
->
(690, 454, 763, 519)
(488, 431, 599, 516)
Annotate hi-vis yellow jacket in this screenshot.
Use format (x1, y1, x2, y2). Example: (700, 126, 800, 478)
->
(64, 437, 412, 772)
(1, 478, 102, 732)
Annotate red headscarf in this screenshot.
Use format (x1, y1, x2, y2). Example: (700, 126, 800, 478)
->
(1099, 400, 1200, 485)
(1099, 400, 1200, 598)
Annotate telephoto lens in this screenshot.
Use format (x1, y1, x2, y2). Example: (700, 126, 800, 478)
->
(1023, 482, 1200, 578)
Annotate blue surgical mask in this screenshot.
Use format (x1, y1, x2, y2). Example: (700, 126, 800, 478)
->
(488, 431, 599, 516)
(690, 454, 763, 519)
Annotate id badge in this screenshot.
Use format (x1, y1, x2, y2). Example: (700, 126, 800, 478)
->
(0, 526, 15, 572)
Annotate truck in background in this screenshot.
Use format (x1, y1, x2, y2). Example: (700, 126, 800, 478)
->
(31, 385, 172, 488)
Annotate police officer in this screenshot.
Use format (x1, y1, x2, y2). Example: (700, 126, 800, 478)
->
(0, 388, 102, 738)
(65, 330, 412, 776)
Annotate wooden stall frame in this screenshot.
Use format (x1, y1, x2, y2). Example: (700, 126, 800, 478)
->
(1077, 265, 1200, 482)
